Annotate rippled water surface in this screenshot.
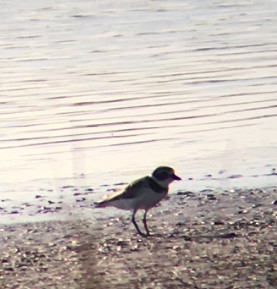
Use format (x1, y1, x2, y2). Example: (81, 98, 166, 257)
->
(1, 0, 277, 197)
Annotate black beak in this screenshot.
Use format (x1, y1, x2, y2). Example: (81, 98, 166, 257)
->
(172, 174, 182, 181)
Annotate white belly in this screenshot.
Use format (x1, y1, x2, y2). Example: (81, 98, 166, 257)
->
(135, 190, 167, 210)
(107, 190, 167, 211)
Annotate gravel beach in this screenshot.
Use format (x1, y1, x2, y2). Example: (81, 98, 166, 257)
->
(0, 187, 276, 289)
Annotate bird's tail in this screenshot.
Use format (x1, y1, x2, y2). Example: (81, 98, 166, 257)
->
(94, 200, 108, 208)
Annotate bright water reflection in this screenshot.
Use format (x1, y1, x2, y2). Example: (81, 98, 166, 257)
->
(1, 0, 277, 195)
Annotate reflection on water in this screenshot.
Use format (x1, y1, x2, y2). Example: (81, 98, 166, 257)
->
(1, 0, 277, 194)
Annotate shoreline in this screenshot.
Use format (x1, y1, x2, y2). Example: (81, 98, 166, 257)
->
(0, 187, 276, 288)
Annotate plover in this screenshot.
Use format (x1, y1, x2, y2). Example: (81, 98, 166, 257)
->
(95, 166, 181, 237)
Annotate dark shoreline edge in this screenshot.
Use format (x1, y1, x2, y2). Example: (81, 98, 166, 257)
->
(0, 187, 276, 289)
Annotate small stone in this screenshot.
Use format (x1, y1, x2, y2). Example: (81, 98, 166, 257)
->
(4, 267, 14, 271)
(172, 245, 181, 250)
(206, 194, 216, 200)
(73, 192, 82, 196)
(113, 182, 127, 186)
(10, 210, 19, 214)
(61, 185, 74, 189)
(238, 209, 248, 214)
(177, 191, 194, 197)
(115, 240, 128, 247)
(252, 203, 262, 208)
(183, 236, 193, 241)
(220, 232, 238, 239)
(272, 200, 277, 205)
(212, 219, 225, 225)
(228, 174, 243, 179)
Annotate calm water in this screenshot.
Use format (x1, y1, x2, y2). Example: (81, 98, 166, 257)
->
(1, 0, 277, 200)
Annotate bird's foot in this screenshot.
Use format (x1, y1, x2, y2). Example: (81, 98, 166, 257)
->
(137, 231, 148, 238)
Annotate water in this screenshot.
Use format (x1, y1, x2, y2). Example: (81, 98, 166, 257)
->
(1, 0, 277, 201)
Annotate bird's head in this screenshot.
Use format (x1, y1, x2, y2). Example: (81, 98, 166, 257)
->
(151, 166, 181, 187)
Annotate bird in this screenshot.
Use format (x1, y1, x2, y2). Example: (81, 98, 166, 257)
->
(95, 166, 181, 237)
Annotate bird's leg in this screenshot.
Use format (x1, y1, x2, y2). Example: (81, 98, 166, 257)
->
(131, 210, 147, 237)
(142, 210, 150, 236)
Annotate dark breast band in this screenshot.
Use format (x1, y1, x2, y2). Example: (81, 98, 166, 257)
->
(148, 177, 168, 194)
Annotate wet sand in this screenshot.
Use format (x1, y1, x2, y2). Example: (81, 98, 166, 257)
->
(0, 187, 276, 289)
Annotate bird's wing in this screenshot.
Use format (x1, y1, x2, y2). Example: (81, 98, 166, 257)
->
(100, 176, 149, 204)
(119, 176, 150, 199)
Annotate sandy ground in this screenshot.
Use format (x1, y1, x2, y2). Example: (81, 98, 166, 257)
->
(0, 187, 276, 289)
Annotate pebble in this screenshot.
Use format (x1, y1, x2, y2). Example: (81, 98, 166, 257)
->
(252, 203, 262, 208)
(10, 210, 19, 214)
(212, 219, 225, 226)
(228, 174, 243, 179)
(113, 182, 127, 186)
(177, 191, 195, 197)
(206, 194, 217, 200)
(4, 267, 14, 271)
(73, 192, 82, 196)
(238, 209, 248, 214)
(75, 198, 86, 202)
(219, 232, 238, 239)
(61, 185, 74, 189)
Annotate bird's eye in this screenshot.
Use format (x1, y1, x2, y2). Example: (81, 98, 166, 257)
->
(156, 171, 169, 180)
